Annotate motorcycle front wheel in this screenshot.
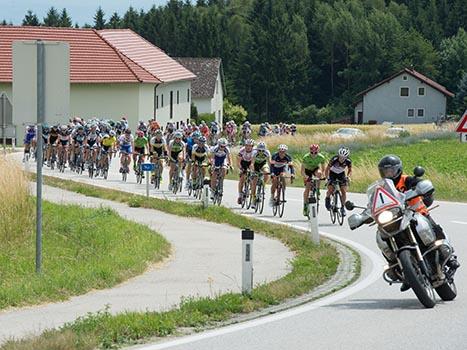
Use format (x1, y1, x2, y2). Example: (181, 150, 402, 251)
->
(435, 280, 457, 301)
(399, 249, 436, 308)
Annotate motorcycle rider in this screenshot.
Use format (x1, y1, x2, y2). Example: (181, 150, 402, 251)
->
(377, 155, 460, 290)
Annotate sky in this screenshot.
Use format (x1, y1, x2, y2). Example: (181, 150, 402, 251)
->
(1, 0, 169, 25)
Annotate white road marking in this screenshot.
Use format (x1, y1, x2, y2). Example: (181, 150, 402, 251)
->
(137, 224, 385, 350)
(452, 220, 467, 225)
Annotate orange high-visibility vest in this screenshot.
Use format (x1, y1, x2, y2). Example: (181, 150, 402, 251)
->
(395, 175, 428, 215)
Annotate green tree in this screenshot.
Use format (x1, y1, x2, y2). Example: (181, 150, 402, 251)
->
(59, 8, 72, 27)
(43, 7, 60, 27)
(454, 73, 467, 114)
(122, 6, 140, 31)
(223, 99, 248, 124)
(108, 12, 121, 29)
(94, 7, 106, 30)
(22, 10, 40, 26)
(439, 29, 467, 93)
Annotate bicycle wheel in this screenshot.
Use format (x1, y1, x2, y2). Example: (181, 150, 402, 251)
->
(258, 183, 265, 214)
(241, 181, 249, 209)
(329, 193, 337, 224)
(279, 185, 286, 218)
(336, 191, 344, 226)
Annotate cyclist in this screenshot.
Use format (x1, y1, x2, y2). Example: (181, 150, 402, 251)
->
(118, 128, 134, 173)
(191, 135, 209, 189)
(133, 130, 149, 172)
(185, 131, 200, 190)
(71, 125, 86, 169)
(57, 125, 71, 166)
(165, 122, 175, 142)
(241, 121, 251, 144)
(270, 144, 294, 206)
(137, 120, 148, 136)
(250, 141, 271, 208)
(99, 131, 117, 170)
(84, 124, 100, 169)
(200, 121, 210, 138)
(209, 121, 220, 145)
(149, 129, 167, 183)
(237, 139, 255, 204)
(290, 123, 297, 136)
(167, 131, 186, 191)
(209, 138, 231, 199)
(46, 125, 59, 165)
(301, 144, 326, 216)
(325, 147, 352, 216)
(23, 125, 36, 161)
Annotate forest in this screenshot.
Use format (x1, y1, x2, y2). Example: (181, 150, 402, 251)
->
(6, 0, 467, 122)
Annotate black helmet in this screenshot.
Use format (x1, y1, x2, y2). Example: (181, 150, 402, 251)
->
(378, 155, 402, 180)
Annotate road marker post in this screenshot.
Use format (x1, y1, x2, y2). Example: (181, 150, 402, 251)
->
(141, 162, 155, 198)
(242, 228, 254, 294)
(202, 178, 210, 208)
(308, 196, 320, 244)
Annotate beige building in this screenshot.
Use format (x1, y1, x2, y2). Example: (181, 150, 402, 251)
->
(0, 26, 196, 139)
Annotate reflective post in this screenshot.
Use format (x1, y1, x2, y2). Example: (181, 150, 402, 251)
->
(242, 229, 254, 294)
(308, 196, 320, 244)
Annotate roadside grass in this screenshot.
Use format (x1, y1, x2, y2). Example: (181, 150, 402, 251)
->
(228, 135, 465, 202)
(6, 175, 343, 350)
(0, 200, 170, 310)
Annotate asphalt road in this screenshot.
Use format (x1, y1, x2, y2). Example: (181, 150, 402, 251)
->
(21, 154, 467, 350)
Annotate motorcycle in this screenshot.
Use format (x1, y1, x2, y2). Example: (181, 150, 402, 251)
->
(346, 167, 457, 308)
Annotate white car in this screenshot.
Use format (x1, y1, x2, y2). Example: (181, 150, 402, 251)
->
(384, 127, 407, 138)
(331, 128, 365, 138)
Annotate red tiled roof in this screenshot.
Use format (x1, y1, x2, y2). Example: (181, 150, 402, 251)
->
(98, 29, 196, 83)
(0, 26, 191, 84)
(356, 68, 454, 98)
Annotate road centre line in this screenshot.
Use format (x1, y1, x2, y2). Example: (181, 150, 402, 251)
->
(452, 221, 467, 225)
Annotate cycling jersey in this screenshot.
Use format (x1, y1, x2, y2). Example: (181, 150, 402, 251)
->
(24, 130, 36, 144)
(238, 146, 254, 162)
(150, 136, 165, 156)
(211, 145, 230, 167)
(118, 134, 133, 154)
(101, 136, 116, 147)
(73, 133, 86, 145)
(328, 155, 352, 174)
(185, 137, 195, 156)
(134, 136, 148, 149)
(271, 152, 293, 176)
(169, 139, 185, 153)
(302, 152, 326, 171)
(192, 144, 208, 163)
(252, 149, 271, 164)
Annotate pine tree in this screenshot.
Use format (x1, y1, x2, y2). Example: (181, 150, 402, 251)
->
(22, 10, 40, 26)
(43, 7, 60, 27)
(94, 7, 106, 30)
(108, 12, 121, 29)
(122, 6, 140, 31)
(59, 8, 72, 27)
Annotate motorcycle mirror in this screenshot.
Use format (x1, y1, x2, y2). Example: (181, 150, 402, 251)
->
(345, 201, 355, 211)
(413, 166, 425, 177)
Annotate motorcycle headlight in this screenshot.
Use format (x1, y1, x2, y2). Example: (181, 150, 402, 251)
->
(377, 210, 393, 224)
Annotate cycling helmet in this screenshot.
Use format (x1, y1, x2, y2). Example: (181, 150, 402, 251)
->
(278, 144, 288, 151)
(102, 134, 109, 139)
(192, 131, 201, 139)
(257, 141, 266, 150)
(109, 130, 116, 137)
(378, 155, 403, 180)
(199, 136, 207, 144)
(125, 128, 131, 134)
(77, 125, 84, 131)
(218, 138, 228, 147)
(174, 131, 183, 139)
(136, 130, 144, 137)
(338, 147, 350, 158)
(310, 144, 320, 153)
(60, 125, 67, 132)
(245, 139, 255, 146)
(154, 129, 163, 136)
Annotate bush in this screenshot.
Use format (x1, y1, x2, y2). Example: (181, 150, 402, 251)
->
(223, 99, 247, 125)
(190, 103, 198, 120)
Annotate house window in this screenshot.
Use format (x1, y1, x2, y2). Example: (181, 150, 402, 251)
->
(170, 91, 173, 119)
(216, 80, 219, 95)
(417, 109, 424, 118)
(177, 90, 179, 104)
(161, 94, 164, 108)
(187, 89, 190, 102)
(418, 87, 425, 96)
(402, 75, 408, 81)
(408, 108, 414, 118)
(156, 96, 159, 109)
(400, 87, 409, 97)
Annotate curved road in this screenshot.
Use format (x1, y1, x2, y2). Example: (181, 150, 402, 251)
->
(20, 154, 467, 349)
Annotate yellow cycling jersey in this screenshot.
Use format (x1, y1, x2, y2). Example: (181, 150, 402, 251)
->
(102, 136, 116, 147)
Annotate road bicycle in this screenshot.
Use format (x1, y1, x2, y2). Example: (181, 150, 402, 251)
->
(170, 159, 184, 194)
(57, 145, 67, 173)
(327, 179, 346, 226)
(192, 161, 208, 200)
(251, 171, 266, 214)
(239, 169, 252, 209)
(151, 155, 165, 190)
(272, 173, 289, 217)
(120, 151, 131, 182)
(135, 152, 146, 184)
(73, 145, 85, 175)
(211, 165, 226, 205)
(304, 176, 325, 219)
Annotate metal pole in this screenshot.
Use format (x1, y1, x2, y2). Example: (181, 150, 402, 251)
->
(146, 170, 150, 197)
(36, 40, 45, 274)
(242, 229, 254, 294)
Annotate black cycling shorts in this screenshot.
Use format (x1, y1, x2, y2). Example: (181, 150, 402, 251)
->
(328, 171, 347, 186)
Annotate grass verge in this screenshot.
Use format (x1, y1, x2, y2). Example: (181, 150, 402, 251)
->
(0, 200, 170, 310)
(4, 175, 344, 350)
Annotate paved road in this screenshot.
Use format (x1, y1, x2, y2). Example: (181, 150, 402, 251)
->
(17, 154, 467, 349)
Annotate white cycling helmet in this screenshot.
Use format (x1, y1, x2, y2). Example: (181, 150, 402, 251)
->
(218, 138, 228, 147)
(245, 139, 255, 146)
(257, 141, 266, 150)
(338, 147, 350, 158)
(174, 131, 183, 139)
(278, 144, 288, 151)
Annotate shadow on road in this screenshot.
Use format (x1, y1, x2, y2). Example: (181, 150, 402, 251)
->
(324, 298, 424, 311)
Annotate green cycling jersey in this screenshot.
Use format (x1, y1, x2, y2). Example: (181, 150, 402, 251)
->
(302, 152, 326, 170)
(134, 136, 148, 149)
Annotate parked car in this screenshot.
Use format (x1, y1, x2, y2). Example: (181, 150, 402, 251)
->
(331, 128, 365, 138)
(384, 127, 407, 138)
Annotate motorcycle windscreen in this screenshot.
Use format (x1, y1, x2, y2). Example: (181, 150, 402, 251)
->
(367, 179, 404, 217)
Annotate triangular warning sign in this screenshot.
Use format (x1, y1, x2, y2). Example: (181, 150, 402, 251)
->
(372, 187, 399, 214)
(456, 111, 467, 133)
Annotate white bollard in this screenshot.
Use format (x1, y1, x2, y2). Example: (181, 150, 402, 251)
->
(308, 198, 320, 244)
(202, 180, 209, 208)
(242, 229, 254, 294)
(146, 169, 150, 197)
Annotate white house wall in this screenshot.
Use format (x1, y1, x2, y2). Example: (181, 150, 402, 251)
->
(193, 97, 212, 115)
(362, 74, 447, 124)
(212, 71, 223, 125)
(155, 80, 191, 127)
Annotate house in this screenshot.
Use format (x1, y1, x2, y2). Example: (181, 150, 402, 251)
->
(0, 26, 196, 136)
(354, 68, 454, 124)
(174, 57, 224, 125)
